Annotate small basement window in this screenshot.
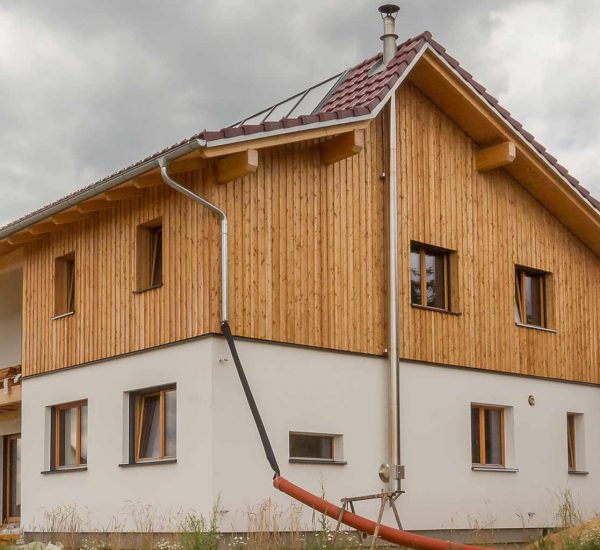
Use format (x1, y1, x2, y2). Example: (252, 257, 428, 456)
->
(289, 432, 344, 464)
(515, 266, 549, 328)
(52, 400, 87, 469)
(54, 252, 76, 317)
(136, 218, 163, 292)
(471, 405, 505, 467)
(131, 385, 176, 462)
(410, 243, 452, 311)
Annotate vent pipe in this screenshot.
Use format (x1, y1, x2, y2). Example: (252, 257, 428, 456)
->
(379, 4, 400, 65)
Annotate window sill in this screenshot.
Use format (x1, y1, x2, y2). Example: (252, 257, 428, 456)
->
(515, 322, 557, 334)
(472, 466, 518, 473)
(119, 458, 177, 468)
(411, 304, 461, 316)
(568, 470, 589, 476)
(41, 466, 87, 474)
(50, 311, 75, 321)
(132, 283, 163, 295)
(289, 458, 347, 466)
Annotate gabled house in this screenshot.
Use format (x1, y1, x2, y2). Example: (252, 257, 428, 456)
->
(0, 5, 598, 545)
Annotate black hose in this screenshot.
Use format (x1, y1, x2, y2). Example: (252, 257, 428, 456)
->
(221, 320, 281, 478)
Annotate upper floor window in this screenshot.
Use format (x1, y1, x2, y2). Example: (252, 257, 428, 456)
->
(52, 400, 87, 469)
(410, 243, 450, 311)
(136, 218, 163, 292)
(132, 385, 176, 462)
(54, 252, 75, 317)
(471, 404, 505, 467)
(515, 267, 547, 327)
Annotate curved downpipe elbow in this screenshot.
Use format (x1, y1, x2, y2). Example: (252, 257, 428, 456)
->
(158, 157, 228, 323)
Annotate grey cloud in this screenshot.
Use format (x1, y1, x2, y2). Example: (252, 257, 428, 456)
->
(0, 0, 598, 226)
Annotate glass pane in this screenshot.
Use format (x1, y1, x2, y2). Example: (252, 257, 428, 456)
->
(8, 437, 20, 519)
(515, 275, 523, 323)
(525, 273, 543, 326)
(151, 228, 163, 287)
(567, 415, 576, 470)
(164, 390, 177, 458)
(138, 395, 161, 459)
(80, 405, 88, 465)
(289, 434, 333, 460)
(426, 252, 446, 309)
(484, 409, 503, 465)
(59, 407, 78, 467)
(410, 251, 421, 305)
(471, 408, 481, 464)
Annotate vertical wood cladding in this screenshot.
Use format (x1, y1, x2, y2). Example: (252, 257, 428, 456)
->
(23, 83, 599, 383)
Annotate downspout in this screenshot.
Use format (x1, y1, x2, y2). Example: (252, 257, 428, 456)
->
(158, 157, 280, 477)
(378, 91, 403, 492)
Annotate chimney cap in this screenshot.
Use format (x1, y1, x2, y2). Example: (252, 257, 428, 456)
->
(378, 4, 400, 17)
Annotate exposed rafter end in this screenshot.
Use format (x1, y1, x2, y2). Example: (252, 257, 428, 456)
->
(319, 129, 365, 165)
(102, 185, 144, 201)
(476, 141, 516, 172)
(51, 209, 93, 225)
(0, 240, 17, 255)
(216, 149, 259, 184)
(6, 230, 44, 246)
(76, 199, 116, 213)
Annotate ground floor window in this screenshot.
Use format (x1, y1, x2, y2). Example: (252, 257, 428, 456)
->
(131, 385, 176, 462)
(52, 400, 88, 469)
(471, 405, 505, 467)
(3, 433, 20, 523)
(289, 432, 343, 463)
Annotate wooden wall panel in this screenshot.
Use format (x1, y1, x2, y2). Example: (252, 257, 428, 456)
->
(396, 82, 600, 383)
(22, 120, 388, 376)
(21, 82, 599, 383)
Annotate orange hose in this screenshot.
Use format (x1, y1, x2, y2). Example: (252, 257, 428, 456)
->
(274, 476, 494, 550)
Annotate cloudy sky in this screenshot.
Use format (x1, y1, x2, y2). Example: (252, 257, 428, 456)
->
(0, 0, 598, 226)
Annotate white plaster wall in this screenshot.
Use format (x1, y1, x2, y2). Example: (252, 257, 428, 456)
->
(20, 335, 600, 534)
(398, 361, 600, 531)
(21, 339, 215, 531)
(0, 268, 22, 369)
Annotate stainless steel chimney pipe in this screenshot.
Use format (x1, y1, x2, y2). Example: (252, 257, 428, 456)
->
(379, 4, 400, 65)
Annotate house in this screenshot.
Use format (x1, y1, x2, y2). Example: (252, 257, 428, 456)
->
(0, 5, 599, 545)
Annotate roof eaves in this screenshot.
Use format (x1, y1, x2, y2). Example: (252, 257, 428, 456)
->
(424, 44, 600, 218)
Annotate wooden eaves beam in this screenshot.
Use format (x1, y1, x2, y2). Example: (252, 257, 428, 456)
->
(6, 230, 44, 246)
(76, 198, 115, 213)
(476, 142, 516, 172)
(216, 149, 259, 184)
(0, 241, 17, 255)
(320, 129, 365, 165)
(51, 209, 93, 225)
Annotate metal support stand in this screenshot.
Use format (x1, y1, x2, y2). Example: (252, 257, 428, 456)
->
(331, 490, 403, 549)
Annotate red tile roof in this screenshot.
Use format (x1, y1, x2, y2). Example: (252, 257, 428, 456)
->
(1, 32, 597, 236)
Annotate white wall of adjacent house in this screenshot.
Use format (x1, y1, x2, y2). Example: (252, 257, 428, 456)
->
(20, 336, 600, 533)
(0, 268, 22, 369)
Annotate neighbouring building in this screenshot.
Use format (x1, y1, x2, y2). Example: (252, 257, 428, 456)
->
(0, 6, 599, 546)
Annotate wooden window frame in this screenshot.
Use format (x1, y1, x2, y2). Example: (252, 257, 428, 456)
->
(54, 252, 76, 317)
(3, 433, 20, 524)
(289, 432, 336, 462)
(132, 385, 176, 463)
(567, 413, 577, 471)
(515, 266, 547, 328)
(135, 217, 163, 293)
(410, 243, 451, 312)
(471, 405, 506, 467)
(52, 400, 87, 470)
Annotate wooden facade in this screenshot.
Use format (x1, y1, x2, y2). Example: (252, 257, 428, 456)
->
(21, 83, 600, 383)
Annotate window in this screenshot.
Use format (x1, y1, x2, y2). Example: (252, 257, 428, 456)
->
(52, 401, 87, 469)
(289, 432, 338, 462)
(54, 252, 76, 316)
(567, 414, 576, 471)
(410, 244, 450, 311)
(132, 386, 176, 462)
(471, 405, 504, 466)
(136, 218, 163, 291)
(515, 267, 547, 327)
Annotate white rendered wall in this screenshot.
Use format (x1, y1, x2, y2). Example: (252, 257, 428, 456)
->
(0, 268, 22, 369)
(20, 335, 600, 533)
(21, 339, 215, 532)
